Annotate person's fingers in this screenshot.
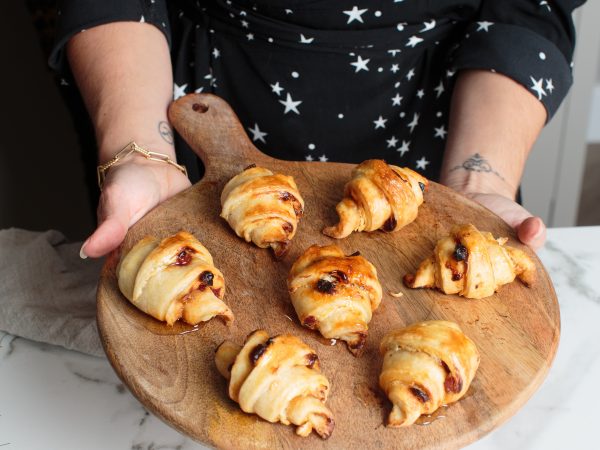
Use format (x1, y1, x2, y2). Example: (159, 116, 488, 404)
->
(516, 216, 546, 250)
(80, 188, 132, 258)
(468, 192, 547, 250)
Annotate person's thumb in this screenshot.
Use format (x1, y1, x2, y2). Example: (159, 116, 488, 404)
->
(469, 193, 547, 250)
(516, 216, 546, 251)
(80, 191, 132, 259)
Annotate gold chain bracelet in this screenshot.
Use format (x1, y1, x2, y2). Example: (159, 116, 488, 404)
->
(96, 141, 188, 189)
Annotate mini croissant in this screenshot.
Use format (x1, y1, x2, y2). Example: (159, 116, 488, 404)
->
(379, 320, 480, 427)
(288, 245, 383, 356)
(323, 159, 428, 239)
(221, 165, 304, 258)
(404, 223, 536, 299)
(215, 330, 335, 439)
(117, 231, 233, 325)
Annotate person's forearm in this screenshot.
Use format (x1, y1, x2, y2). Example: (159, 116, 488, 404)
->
(67, 22, 174, 163)
(439, 70, 546, 199)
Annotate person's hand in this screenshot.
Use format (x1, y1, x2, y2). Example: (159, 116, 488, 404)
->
(461, 191, 546, 250)
(79, 157, 191, 258)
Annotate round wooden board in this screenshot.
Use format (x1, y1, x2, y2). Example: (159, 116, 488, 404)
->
(97, 94, 560, 450)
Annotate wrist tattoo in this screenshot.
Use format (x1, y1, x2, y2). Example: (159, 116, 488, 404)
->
(158, 121, 174, 145)
(450, 153, 505, 181)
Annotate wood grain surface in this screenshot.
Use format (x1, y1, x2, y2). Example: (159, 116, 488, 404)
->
(97, 94, 560, 450)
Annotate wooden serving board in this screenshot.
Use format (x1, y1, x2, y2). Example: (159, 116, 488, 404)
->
(97, 94, 560, 450)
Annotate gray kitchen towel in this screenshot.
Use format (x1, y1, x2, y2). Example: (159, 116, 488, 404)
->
(0, 228, 105, 357)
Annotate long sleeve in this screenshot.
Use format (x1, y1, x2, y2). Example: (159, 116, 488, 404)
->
(48, 0, 171, 74)
(450, 0, 585, 121)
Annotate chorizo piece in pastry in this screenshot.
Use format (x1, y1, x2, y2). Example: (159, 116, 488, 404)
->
(323, 159, 428, 239)
(379, 320, 480, 427)
(404, 223, 536, 299)
(221, 165, 304, 258)
(117, 231, 233, 325)
(215, 330, 335, 439)
(288, 245, 383, 356)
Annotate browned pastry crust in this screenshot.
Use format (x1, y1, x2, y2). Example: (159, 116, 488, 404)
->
(323, 159, 428, 239)
(404, 223, 536, 299)
(379, 320, 480, 427)
(215, 330, 335, 439)
(288, 245, 383, 356)
(221, 165, 304, 258)
(116, 231, 233, 325)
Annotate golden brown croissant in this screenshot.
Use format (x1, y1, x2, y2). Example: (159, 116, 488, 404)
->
(288, 245, 383, 356)
(323, 159, 428, 239)
(221, 165, 304, 258)
(404, 223, 536, 299)
(117, 231, 233, 325)
(379, 320, 480, 427)
(215, 330, 335, 439)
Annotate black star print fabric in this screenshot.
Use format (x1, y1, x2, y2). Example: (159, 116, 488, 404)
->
(50, 0, 584, 183)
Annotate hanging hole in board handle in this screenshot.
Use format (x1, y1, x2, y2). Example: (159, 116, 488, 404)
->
(192, 103, 209, 113)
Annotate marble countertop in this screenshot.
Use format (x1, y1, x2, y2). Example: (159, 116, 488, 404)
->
(1, 227, 599, 450)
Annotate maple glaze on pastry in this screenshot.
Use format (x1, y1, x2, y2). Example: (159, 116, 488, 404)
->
(288, 244, 382, 356)
(221, 165, 304, 258)
(215, 330, 335, 439)
(117, 231, 233, 325)
(323, 159, 428, 239)
(404, 223, 536, 299)
(379, 320, 480, 427)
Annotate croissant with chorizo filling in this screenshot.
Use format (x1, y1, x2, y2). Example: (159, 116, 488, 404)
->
(215, 330, 335, 439)
(221, 165, 304, 258)
(288, 245, 383, 356)
(117, 231, 233, 325)
(323, 159, 428, 239)
(404, 223, 536, 299)
(379, 320, 480, 427)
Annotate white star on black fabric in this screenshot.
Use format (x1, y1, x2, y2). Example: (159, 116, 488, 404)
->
(212, 48, 220, 59)
(344, 6, 368, 24)
(279, 93, 302, 114)
(390, 64, 400, 73)
(248, 123, 267, 143)
(388, 49, 401, 57)
(529, 76, 546, 100)
(416, 156, 430, 170)
(476, 21, 494, 32)
(305, 154, 314, 161)
(246, 33, 254, 41)
(391, 93, 403, 106)
(406, 35, 424, 47)
(416, 89, 425, 98)
(387, 136, 398, 148)
(319, 154, 329, 162)
(406, 68, 415, 80)
(434, 125, 447, 139)
(397, 140, 410, 156)
(420, 20, 436, 32)
(434, 81, 445, 98)
(407, 113, 419, 133)
(546, 78, 554, 93)
(374, 116, 387, 129)
(174, 83, 187, 100)
(270, 82, 283, 96)
(350, 55, 370, 72)
(300, 34, 314, 44)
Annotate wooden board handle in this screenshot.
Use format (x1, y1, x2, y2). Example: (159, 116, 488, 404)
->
(168, 94, 270, 178)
